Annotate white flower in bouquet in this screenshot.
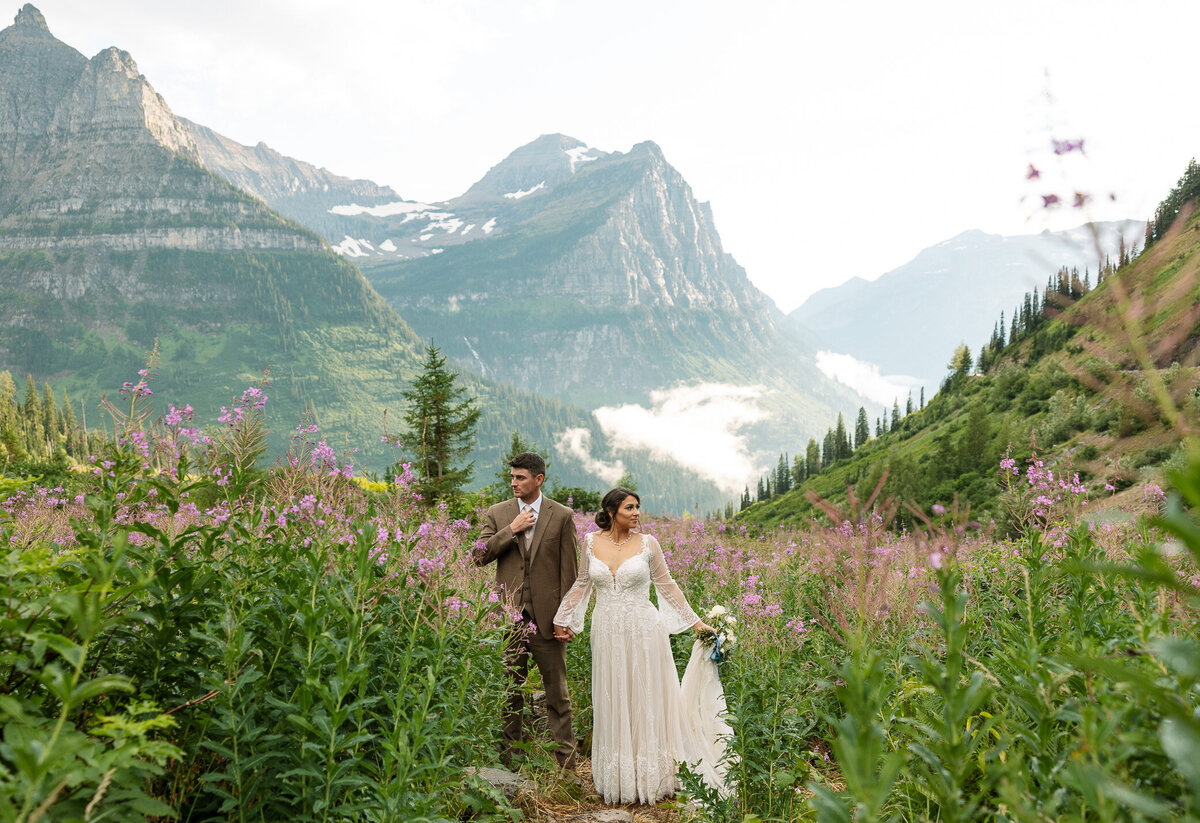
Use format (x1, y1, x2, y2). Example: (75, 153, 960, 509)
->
(699, 604, 739, 662)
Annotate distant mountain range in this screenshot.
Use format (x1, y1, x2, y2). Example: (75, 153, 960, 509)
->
(2, 4, 870, 509)
(0, 5, 736, 511)
(188, 128, 871, 482)
(791, 221, 1145, 401)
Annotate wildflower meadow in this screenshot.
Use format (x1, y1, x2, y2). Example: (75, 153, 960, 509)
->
(3, 369, 1200, 822)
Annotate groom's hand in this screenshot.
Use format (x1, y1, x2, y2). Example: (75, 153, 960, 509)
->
(510, 508, 536, 534)
(553, 626, 574, 642)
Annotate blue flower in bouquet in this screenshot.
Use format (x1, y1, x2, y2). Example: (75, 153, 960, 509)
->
(700, 604, 739, 663)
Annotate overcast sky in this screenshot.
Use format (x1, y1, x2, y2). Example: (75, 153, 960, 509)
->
(27, 0, 1200, 312)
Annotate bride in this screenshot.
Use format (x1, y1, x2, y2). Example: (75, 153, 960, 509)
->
(553, 487, 730, 804)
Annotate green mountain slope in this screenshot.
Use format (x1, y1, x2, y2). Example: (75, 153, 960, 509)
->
(0, 7, 725, 510)
(741, 189, 1200, 529)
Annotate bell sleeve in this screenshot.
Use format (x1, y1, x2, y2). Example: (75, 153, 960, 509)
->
(648, 534, 700, 634)
(554, 533, 593, 634)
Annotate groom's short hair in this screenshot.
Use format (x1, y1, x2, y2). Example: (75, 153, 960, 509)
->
(509, 451, 546, 479)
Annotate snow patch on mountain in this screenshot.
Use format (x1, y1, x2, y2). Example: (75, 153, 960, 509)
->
(329, 201, 435, 217)
(482, 218, 497, 234)
(332, 236, 369, 257)
(379, 239, 396, 252)
(565, 145, 599, 172)
(504, 182, 545, 200)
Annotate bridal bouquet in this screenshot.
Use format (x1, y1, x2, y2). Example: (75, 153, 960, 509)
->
(699, 604, 738, 663)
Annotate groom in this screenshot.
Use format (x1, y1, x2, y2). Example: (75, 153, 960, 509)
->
(477, 452, 579, 768)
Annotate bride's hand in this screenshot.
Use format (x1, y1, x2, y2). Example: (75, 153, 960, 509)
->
(693, 621, 715, 635)
(554, 626, 574, 642)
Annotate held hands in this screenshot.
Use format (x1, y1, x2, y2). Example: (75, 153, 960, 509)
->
(509, 508, 536, 535)
(553, 625, 574, 642)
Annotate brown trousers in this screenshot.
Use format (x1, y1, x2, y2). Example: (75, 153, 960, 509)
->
(504, 618, 577, 766)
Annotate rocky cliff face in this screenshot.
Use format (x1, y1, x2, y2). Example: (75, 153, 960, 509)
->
(183, 118, 403, 239)
(361, 135, 867, 449)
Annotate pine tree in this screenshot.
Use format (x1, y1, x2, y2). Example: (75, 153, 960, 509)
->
(22, 375, 43, 455)
(740, 485, 751, 511)
(854, 406, 870, 449)
(61, 390, 79, 455)
(41, 382, 61, 447)
(834, 414, 851, 460)
(805, 438, 820, 478)
(756, 477, 766, 502)
(792, 454, 806, 486)
(906, 391, 914, 416)
(775, 453, 791, 494)
(398, 342, 481, 500)
(948, 343, 972, 378)
(891, 398, 902, 431)
(919, 387, 925, 411)
(822, 428, 835, 468)
(0, 371, 15, 423)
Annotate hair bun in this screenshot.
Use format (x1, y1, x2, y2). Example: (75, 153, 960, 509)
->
(594, 510, 612, 530)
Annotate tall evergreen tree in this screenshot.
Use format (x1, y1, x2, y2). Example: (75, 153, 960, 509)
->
(805, 438, 820, 478)
(822, 428, 836, 468)
(22, 375, 43, 454)
(891, 398, 902, 431)
(41, 382, 60, 446)
(398, 342, 481, 500)
(905, 392, 913, 416)
(792, 453, 806, 486)
(756, 477, 766, 502)
(919, 386, 925, 411)
(0, 371, 15, 423)
(854, 406, 870, 449)
(834, 414, 851, 460)
(741, 485, 751, 511)
(775, 453, 791, 494)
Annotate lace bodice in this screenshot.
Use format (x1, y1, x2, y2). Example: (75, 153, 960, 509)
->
(554, 532, 699, 635)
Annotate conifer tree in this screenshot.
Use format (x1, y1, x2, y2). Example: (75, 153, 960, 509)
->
(834, 414, 850, 460)
(61, 390, 79, 455)
(891, 398, 902, 431)
(875, 417, 883, 437)
(756, 477, 766, 502)
(41, 382, 60, 447)
(775, 453, 791, 494)
(805, 438, 820, 478)
(399, 342, 481, 500)
(822, 428, 835, 468)
(919, 387, 925, 410)
(0, 371, 15, 423)
(998, 311, 1006, 347)
(854, 406, 870, 449)
(792, 454, 806, 486)
(906, 391, 913, 416)
(22, 375, 43, 454)
(741, 485, 751, 511)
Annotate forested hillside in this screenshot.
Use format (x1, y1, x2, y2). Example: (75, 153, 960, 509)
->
(740, 164, 1200, 529)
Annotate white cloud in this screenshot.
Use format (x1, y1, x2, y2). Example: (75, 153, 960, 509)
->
(815, 351, 921, 407)
(556, 428, 625, 486)
(593, 383, 766, 495)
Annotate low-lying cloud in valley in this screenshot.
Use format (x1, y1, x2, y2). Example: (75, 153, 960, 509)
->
(815, 351, 923, 407)
(555, 428, 627, 486)
(587, 383, 767, 495)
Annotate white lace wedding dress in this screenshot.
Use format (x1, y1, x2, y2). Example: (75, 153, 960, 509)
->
(553, 532, 731, 804)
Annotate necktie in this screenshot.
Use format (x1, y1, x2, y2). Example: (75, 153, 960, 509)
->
(523, 505, 533, 550)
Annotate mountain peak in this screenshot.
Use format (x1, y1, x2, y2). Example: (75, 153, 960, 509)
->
(13, 4, 49, 34)
(456, 133, 608, 204)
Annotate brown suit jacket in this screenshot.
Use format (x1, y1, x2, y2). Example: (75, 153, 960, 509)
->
(477, 495, 579, 640)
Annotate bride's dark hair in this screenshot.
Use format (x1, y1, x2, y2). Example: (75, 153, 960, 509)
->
(595, 487, 640, 530)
